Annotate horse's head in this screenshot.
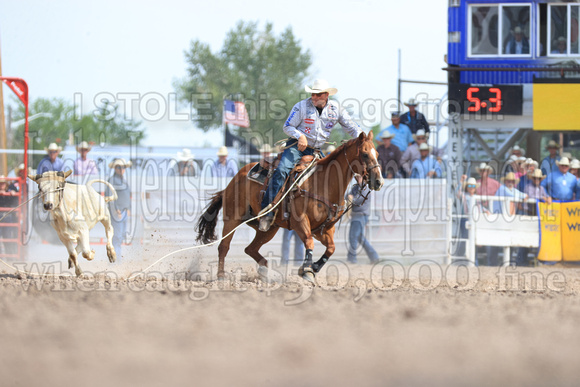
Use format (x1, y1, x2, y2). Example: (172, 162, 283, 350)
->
(355, 131, 384, 191)
(28, 170, 72, 211)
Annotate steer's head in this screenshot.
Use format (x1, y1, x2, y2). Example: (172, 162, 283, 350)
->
(28, 170, 72, 211)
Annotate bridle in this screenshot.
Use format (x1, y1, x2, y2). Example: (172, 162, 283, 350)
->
(343, 138, 381, 185)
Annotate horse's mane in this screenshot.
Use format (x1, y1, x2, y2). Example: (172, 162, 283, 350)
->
(317, 137, 359, 167)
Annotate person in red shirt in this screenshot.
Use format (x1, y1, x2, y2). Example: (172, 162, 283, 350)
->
(476, 163, 500, 195)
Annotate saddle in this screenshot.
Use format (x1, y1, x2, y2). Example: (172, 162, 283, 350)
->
(247, 154, 282, 186)
(249, 154, 318, 199)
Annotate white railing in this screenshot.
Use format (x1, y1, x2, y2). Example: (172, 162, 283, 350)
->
(455, 194, 540, 266)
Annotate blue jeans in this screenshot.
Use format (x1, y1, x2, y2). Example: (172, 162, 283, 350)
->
(111, 212, 128, 258)
(347, 214, 379, 263)
(281, 229, 305, 263)
(261, 142, 316, 209)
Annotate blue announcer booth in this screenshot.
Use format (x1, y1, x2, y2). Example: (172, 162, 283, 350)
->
(445, 0, 580, 264)
(446, 0, 580, 164)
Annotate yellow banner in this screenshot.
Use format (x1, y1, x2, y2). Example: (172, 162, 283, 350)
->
(533, 84, 580, 130)
(537, 202, 562, 262)
(561, 202, 580, 261)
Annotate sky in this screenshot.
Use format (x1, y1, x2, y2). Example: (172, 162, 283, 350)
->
(0, 0, 448, 147)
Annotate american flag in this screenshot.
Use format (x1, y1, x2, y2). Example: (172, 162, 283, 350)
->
(223, 99, 250, 128)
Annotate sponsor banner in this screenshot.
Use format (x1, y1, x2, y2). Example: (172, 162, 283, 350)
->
(561, 202, 580, 261)
(537, 202, 562, 262)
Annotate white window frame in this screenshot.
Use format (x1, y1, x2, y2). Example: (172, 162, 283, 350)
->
(547, 3, 580, 57)
(467, 3, 532, 58)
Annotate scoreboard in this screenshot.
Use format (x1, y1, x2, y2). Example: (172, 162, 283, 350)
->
(448, 84, 524, 116)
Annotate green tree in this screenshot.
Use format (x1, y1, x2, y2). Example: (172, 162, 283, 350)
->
(9, 98, 144, 168)
(175, 21, 312, 143)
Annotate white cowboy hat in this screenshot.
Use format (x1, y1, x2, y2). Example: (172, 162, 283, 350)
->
(462, 177, 479, 190)
(528, 169, 546, 180)
(476, 162, 493, 173)
(76, 141, 92, 152)
(216, 146, 229, 157)
(419, 143, 430, 151)
(510, 144, 525, 155)
(412, 129, 429, 141)
(556, 157, 571, 166)
(522, 158, 538, 167)
(304, 79, 338, 96)
(570, 159, 580, 169)
(501, 172, 519, 184)
(514, 26, 523, 34)
(404, 98, 419, 107)
(259, 144, 273, 154)
(44, 143, 62, 153)
(378, 130, 395, 140)
(108, 158, 132, 169)
(177, 148, 195, 162)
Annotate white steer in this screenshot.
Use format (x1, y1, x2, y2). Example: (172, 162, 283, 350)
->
(29, 170, 118, 276)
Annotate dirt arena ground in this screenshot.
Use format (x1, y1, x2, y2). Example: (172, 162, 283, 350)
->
(1, 258, 579, 387)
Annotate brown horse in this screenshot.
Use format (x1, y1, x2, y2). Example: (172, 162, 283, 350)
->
(195, 131, 383, 282)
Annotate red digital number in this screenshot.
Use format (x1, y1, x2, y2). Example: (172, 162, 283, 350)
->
(488, 87, 502, 112)
(467, 87, 480, 112)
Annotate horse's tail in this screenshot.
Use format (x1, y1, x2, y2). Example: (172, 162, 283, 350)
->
(195, 191, 224, 244)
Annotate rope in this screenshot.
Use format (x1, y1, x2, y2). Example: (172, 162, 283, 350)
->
(0, 160, 321, 280)
(127, 156, 320, 280)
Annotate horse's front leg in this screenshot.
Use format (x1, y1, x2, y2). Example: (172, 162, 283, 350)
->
(293, 217, 317, 282)
(312, 226, 336, 273)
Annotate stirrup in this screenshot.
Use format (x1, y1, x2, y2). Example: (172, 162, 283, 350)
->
(258, 204, 273, 216)
(259, 212, 275, 232)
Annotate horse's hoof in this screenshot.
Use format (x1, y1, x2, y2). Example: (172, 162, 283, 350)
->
(302, 270, 315, 284)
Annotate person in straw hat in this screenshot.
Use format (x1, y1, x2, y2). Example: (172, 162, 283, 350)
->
(541, 157, 577, 201)
(74, 141, 99, 177)
(376, 130, 401, 179)
(475, 162, 500, 198)
(517, 158, 539, 191)
(517, 169, 551, 266)
(211, 146, 238, 178)
(523, 169, 551, 214)
(258, 79, 363, 231)
(107, 158, 133, 257)
(400, 129, 443, 177)
(493, 171, 528, 218)
(399, 97, 430, 135)
(37, 142, 64, 174)
(540, 140, 561, 176)
(175, 148, 198, 177)
(410, 143, 441, 179)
